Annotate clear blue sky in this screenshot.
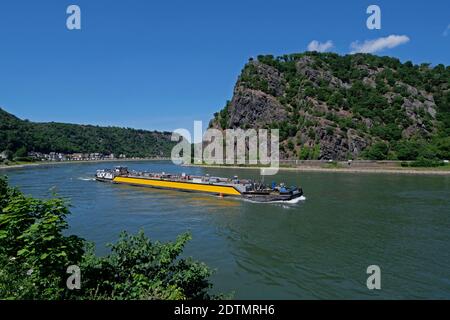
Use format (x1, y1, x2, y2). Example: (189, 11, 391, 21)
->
(0, 0, 449, 132)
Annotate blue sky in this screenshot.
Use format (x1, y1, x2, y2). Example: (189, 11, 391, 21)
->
(0, 0, 449, 132)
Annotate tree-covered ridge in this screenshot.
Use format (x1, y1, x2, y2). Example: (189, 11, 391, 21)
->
(210, 52, 450, 161)
(0, 108, 176, 158)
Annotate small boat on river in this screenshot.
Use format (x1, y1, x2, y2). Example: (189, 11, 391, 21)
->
(95, 166, 304, 203)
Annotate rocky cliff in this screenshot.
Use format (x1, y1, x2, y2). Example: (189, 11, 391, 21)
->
(210, 52, 450, 160)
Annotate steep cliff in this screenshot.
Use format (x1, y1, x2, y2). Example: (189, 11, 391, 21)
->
(210, 52, 450, 160)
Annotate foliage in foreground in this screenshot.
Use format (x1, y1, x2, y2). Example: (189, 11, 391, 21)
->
(0, 176, 216, 300)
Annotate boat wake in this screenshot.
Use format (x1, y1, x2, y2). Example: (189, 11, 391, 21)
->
(242, 195, 306, 204)
(78, 177, 95, 181)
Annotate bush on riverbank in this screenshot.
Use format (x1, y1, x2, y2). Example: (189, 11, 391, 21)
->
(0, 176, 217, 300)
(400, 158, 446, 168)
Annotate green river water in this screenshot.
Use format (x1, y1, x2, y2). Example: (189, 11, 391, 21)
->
(3, 160, 450, 299)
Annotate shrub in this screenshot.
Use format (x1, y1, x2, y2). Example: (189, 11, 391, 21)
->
(362, 142, 389, 160)
(287, 140, 295, 150)
(0, 176, 219, 300)
(408, 158, 444, 167)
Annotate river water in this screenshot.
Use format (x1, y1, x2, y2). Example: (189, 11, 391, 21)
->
(3, 161, 450, 299)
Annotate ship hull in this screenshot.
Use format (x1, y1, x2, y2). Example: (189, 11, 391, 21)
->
(102, 176, 242, 196)
(242, 190, 303, 202)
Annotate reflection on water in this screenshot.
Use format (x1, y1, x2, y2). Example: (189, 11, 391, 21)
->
(114, 182, 242, 210)
(3, 161, 450, 299)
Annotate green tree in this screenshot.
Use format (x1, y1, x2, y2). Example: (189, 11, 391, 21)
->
(13, 146, 28, 158)
(0, 176, 220, 300)
(362, 142, 389, 160)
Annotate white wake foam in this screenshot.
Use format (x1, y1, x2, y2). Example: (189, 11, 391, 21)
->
(270, 195, 306, 204)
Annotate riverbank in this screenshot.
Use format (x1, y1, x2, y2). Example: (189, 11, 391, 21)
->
(185, 162, 450, 175)
(0, 158, 171, 171)
(2, 159, 450, 175)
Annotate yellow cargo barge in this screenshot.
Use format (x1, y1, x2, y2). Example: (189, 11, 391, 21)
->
(95, 166, 303, 202)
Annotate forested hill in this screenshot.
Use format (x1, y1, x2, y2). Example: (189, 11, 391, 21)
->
(210, 52, 450, 161)
(0, 108, 176, 158)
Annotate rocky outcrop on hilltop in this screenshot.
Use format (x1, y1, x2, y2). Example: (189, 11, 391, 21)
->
(210, 52, 449, 160)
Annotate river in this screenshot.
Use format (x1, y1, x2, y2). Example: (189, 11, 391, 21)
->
(3, 160, 450, 299)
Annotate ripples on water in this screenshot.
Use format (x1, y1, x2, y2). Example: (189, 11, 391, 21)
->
(3, 161, 450, 299)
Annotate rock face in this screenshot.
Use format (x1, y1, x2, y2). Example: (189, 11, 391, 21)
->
(248, 61, 285, 96)
(228, 88, 287, 128)
(210, 52, 449, 160)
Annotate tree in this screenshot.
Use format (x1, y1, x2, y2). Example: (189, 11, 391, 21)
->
(0, 176, 220, 300)
(13, 146, 28, 158)
(287, 140, 295, 151)
(362, 142, 389, 160)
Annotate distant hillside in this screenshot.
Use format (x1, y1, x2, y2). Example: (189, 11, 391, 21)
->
(210, 52, 450, 161)
(0, 108, 176, 158)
